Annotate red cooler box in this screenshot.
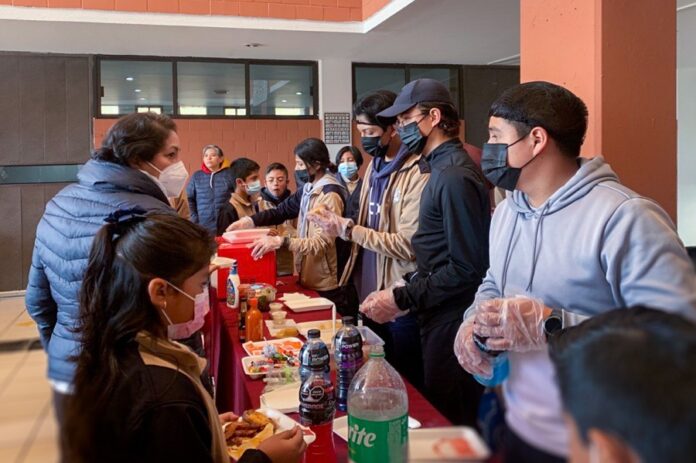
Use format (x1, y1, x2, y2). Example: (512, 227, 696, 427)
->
(215, 240, 276, 299)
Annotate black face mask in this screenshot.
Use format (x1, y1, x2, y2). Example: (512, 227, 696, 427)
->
(481, 134, 531, 191)
(295, 169, 314, 189)
(361, 136, 389, 158)
(397, 117, 427, 154)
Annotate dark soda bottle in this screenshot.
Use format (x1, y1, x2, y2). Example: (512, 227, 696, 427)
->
(333, 316, 364, 411)
(299, 329, 330, 384)
(299, 341, 336, 463)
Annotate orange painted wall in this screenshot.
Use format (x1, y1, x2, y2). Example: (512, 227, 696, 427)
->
(93, 118, 322, 190)
(7, 0, 391, 21)
(520, 0, 677, 219)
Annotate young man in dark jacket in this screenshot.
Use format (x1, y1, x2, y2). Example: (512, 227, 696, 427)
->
(359, 79, 491, 426)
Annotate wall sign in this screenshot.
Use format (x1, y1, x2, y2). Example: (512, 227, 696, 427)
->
(324, 112, 351, 144)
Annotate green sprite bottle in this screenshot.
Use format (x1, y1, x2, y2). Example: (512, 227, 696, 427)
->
(347, 345, 408, 463)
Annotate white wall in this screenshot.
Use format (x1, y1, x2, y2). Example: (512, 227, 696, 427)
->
(318, 59, 354, 161)
(677, 5, 696, 246)
(677, 67, 696, 246)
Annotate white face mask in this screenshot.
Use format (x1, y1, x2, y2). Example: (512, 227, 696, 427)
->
(160, 282, 209, 340)
(147, 161, 189, 198)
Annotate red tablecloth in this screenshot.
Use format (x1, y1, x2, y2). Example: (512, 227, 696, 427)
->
(211, 277, 451, 462)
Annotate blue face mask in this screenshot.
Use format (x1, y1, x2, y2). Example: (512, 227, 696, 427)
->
(338, 161, 358, 180)
(246, 179, 262, 194)
(397, 117, 427, 154)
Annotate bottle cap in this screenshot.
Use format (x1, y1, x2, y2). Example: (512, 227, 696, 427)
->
(341, 316, 354, 325)
(307, 329, 321, 339)
(368, 344, 385, 358)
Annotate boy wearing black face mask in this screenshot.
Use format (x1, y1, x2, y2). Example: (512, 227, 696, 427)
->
(307, 90, 430, 390)
(355, 79, 491, 426)
(455, 81, 696, 463)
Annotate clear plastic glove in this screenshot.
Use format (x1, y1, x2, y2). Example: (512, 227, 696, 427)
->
(226, 216, 254, 232)
(306, 208, 353, 240)
(454, 313, 492, 378)
(249, 235, 283, 260)
(473, 297, 550, 352)
(359, 281, 408, 324)
(257, 426, 307, 463)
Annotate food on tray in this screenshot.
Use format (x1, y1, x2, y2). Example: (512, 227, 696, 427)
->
(224, 409, 277, 459)
(243, 339, 303, 357)
(433, 437, 475, 458)
(246, 344, 300, 375)
(273, 327, 299, 339)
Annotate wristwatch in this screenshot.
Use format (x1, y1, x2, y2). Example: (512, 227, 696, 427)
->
(543, 308, 563, 339)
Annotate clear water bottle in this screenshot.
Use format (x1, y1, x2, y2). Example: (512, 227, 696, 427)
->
(299, 329, 330, 384)
(299, 343, 336, 463)
(334, 316, 364, 412)
(347, 345, 408, 463)
(473, 334, 509, 387)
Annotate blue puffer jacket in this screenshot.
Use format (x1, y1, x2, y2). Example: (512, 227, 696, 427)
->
(186, 167, 235, 234)
(25, 160, 172, 384)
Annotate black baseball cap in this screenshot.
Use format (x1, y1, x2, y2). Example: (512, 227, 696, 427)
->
(377, 78, 454, 120)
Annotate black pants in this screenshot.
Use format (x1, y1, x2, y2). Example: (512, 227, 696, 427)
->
(318, 283, 359, 320)
(503, 427, 567, 463)
(53, 389, 70, 462)
(385, 312, 424, 391)
(420, 315, 483, 427)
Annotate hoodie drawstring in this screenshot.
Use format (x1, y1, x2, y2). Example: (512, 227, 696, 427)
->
(209, 169, 217, 189)
(500, 214, 519, 295)
(526, 202, 551, 292)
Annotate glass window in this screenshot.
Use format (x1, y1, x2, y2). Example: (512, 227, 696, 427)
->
(249, 64, 314, 116)
(99, 60, 173, 116)
(177, 62, 246, 116)
(409, 67, 460, 111)
(0, 164, 82, 184)
(354, 66, 406, 102)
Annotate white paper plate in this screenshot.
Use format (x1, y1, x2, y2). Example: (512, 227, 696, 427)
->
(296, 319, 343, 346)
(260, 383, 301, 413)
(279, 292, 311, 302)
(242, 337, 303, 357)
(284, 297, 334, 313)
(333, 420, 487, 461)
(259, 407, 316, 444)
(264, 319, 298, 337)
(222, 229, 271, 244)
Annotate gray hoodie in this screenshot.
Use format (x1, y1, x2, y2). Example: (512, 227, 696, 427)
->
(472, 156, 696, 457)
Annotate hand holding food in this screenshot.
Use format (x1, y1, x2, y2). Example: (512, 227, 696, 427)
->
(224, 410, 277, 459)
(257, 426, 307, 463)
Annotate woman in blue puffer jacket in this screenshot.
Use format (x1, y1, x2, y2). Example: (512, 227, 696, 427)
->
(25, 112, 186, 430)
(186, 144, 235, 235)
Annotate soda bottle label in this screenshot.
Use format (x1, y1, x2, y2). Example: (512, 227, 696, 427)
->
(299, 378, 335, 425)
(347, 414, 408, 463)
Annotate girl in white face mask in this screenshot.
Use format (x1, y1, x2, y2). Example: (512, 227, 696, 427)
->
(64, 210, 307, 463)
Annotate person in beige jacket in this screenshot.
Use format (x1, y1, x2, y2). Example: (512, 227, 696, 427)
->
(308, 90, 429, 389)
(229, 138, 347, 302)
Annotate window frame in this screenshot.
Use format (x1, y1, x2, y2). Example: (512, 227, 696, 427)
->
(95, 55, 319, 120)
(351, 62, 463, 115)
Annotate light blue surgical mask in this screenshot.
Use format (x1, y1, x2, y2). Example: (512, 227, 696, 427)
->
(338, 161, 358, 181)
(246, 179, 262, 194)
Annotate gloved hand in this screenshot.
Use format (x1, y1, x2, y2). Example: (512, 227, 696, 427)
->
(454, 313, 492, 378)
(226, 216, 254, 232)
(249, 235, 283, 260)
(359, 280, 408, 324)
(306, 208, 353, 240)
(473, 297, 550, 352)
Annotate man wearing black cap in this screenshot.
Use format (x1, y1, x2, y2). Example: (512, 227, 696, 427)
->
(358, 78, 491, 426)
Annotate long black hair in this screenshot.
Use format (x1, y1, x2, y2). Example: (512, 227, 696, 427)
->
(63, 211, 216, 462)
(294, 137, 337, 174)
(92, 112, 177, 165)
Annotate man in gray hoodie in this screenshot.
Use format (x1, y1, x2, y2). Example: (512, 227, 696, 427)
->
(454, 81, 696, 462)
